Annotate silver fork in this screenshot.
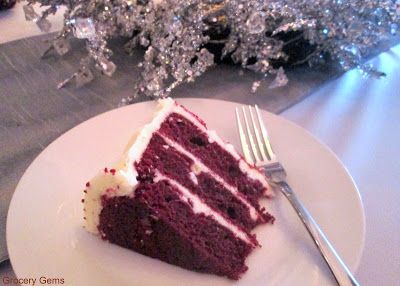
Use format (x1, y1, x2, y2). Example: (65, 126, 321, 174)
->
(236, 106, 360, 286)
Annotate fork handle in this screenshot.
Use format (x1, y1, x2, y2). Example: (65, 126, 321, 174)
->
(279, 182, 360, 286)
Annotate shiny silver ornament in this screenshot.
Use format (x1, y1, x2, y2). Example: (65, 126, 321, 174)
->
(22, 0, 399, 99)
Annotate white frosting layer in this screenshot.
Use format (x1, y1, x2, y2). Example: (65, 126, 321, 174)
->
(84, 171, 133, 233)
(160, 134, 260, 221)
(189, 172, 198, 185)
(84, 98, 176, 234)
(239, 161, 273, 197)
(154, 172, 255, 246)
(172, 105, 272, 196)
(120, 97, 176, 186)
(84, 97, 270, 239)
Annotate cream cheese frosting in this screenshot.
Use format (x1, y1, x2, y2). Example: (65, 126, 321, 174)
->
(84, 98, 175, 234)
(84, 98, 271, 236)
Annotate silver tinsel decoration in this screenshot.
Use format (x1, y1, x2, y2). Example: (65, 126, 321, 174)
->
(23, 0, 400, 100)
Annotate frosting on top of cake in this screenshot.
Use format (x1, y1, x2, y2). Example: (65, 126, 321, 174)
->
(84, 98, 271, 242)
(85, 99, 175, 234)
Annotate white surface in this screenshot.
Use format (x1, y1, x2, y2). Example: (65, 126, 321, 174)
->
(0, 2, 64, 44)
(7, 99, 364, 286)
(282, 45, 400, 286)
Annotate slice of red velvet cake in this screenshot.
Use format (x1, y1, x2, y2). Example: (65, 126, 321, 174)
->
(83, 98, 274, 280)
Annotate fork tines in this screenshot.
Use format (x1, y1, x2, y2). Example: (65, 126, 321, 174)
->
(235, 105, 276, 165)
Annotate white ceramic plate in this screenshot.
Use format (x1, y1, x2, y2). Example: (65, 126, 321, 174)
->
(7, 98, 365, 286)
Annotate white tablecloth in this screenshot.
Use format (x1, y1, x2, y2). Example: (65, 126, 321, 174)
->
(282, 48, 400, 286)
(1, 3, 399, 286)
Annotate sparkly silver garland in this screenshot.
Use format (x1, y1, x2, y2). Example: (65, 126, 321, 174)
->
(23, 0, 400, 100)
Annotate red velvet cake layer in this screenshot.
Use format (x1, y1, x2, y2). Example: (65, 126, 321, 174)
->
(134, 133, 269, 230)
(158, 113, 268, 206)
(87, 99, 276, 281)
(98, 180, 253, 280)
